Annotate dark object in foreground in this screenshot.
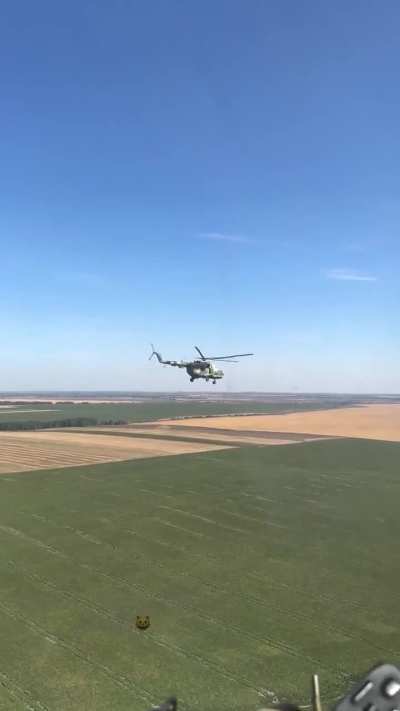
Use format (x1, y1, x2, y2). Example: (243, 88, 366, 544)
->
(136, 615, 151, 630)
(150, 698, 177, 711)
(334, 663, 400, 711)
(146, 663, 400, 711)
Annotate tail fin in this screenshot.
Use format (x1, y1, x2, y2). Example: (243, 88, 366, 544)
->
(149, 344, 163, 363)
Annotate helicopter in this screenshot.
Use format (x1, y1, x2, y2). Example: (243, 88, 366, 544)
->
(149, 345, 254, 384)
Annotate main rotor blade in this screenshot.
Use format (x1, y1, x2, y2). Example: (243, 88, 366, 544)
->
(205, 353, 254, 360)
(194, 346, 206, 360)
(215, 359, 239, 363)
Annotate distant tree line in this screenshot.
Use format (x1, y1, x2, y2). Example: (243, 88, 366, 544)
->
(0, 418, 128, 431)
(0, 400, 56, 405)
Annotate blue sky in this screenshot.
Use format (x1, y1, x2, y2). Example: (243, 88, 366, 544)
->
(0, 1, 399, 391)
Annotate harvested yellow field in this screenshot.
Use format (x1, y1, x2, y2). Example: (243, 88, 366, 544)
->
(159, 404, 400, 443)
(0, 431, 231, 474)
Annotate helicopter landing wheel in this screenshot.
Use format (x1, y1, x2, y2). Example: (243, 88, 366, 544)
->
(190, 378, 194, 383)
(212, 380, 216, 385)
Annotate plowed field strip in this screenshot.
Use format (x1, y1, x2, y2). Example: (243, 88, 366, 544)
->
(0, 432, 232, 474)
(69, 428, 298, 446)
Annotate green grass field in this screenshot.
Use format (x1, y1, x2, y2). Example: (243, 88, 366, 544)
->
(0, 439, 399, 711)
(0, 398, 358, 428)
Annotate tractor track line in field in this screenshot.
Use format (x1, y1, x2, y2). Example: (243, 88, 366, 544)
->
(85, 528, 400, 658)
(0, 599, 155, 706)
(248, 571, 374, 614)
(3, 513, 387, 640)
(242, 493, 280, 505)
(127, 484, 226, 501)
(139, 488, 176, 500)
(2, 553, 303, 683)
(2, 562, 265, 697)
(140, 480, 230, 496)
(30, 514, 106, 547)
(6, 556, 285, 672)
(0, 525, 68, 559)
(134, 479, 231, 497)
(0, 670, 48, 711)
(191, 455, 227, 464)
(142, 485, 289, 520)
(246, 571, 394, 653)
(86, 485, 178, 504)
(157, 505, 249, 535)
(14, 508, 220, 564)
(2, 518, 391, 666)
(2, 539, 352, 684)
(239, 502, 353, 531)
(240, 493, 366, 529)
(28, 511, 215, 556)
(12, 511, 386, 640)
(2, 558, 344, 688)
(216, 508, 289, 529)
(126, 527, 222, 564)
(151, 517, 210, 539)
(124, 523, 218, 556)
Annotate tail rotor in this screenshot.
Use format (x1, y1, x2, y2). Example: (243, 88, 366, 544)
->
(149, 344, 164, 365)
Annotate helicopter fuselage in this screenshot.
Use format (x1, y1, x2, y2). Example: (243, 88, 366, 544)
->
(186, 360, 223, 383)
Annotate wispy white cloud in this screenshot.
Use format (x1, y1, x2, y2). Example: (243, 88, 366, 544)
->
(325, 268, 377, 282)
(199, 232, 251, 244)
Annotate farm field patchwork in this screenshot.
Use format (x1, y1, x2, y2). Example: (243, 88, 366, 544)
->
(161, 404, 400, 442)
(0, 431, 231, 474)
(0, 439, 399, 711)
(0, 398, 360, 429)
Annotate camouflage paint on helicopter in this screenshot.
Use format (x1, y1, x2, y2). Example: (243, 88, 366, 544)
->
(149, 345, 253, 384)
